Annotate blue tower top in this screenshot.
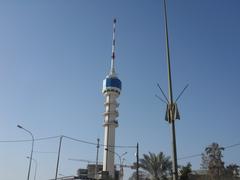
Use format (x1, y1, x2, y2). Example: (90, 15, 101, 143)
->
(103, 76, 122, 94)
(102, 18, 121, 94)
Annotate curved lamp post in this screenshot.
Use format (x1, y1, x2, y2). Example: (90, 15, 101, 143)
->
(105, 148, 127, 180)
(27, 156, 38, 180)
(17, 125, 34, 180)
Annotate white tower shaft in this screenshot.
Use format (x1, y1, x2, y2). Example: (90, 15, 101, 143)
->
(103, 93, 119, 177)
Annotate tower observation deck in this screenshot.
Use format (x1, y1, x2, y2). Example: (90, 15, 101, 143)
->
(102, 19, 121, 179)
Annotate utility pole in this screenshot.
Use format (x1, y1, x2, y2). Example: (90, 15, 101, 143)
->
(136, 143, 139, 180)
(95, 138, 100, 179)
(163, 0, 179, 179)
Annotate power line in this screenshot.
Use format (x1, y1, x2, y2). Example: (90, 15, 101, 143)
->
(0, 135, 136, 149)
(1, 135, 239, 153)
(1, 135, 239, 161)
(0, 135, 61, 143)
(224, 142, 240, 150)
(178, 154, 202, 160)
(178, 142, 240, 161)
(63, 135, 136, 149)
(34, 151, 58, 154)
(63, 135, 97, 146)
(105, 144, 136, 149)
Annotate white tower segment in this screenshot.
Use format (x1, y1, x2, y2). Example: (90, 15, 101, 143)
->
(102, 18, 121, 178)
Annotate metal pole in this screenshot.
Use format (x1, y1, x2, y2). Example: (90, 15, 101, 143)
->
(27, 156, 38, 180)
(33, 159, 37, 180)
(136, 143, 139, 180)
(163, 0, 178, 179)
(95, 138, 100, 179)
(119, 152, 127, 180)
(17, 125, 34, 180)
(55, 136, 63, 180)
(163, 0, 173, 103)
(171, 121, 178, 180)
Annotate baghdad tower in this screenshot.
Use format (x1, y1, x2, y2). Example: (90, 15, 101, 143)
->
(102, 19, 121, 178)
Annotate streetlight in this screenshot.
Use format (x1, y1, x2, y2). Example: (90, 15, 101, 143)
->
(55, 135, 64, 180)
(105, 148, 127, 167)
(105, 148, 127, 180)
(17, 125, 34, 180)
(27, 156, 38, 180)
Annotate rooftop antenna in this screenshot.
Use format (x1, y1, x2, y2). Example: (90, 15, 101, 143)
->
(156, 83, 169, 104)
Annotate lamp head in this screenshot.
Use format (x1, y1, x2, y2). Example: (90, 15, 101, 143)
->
(17, 125, 23, 129)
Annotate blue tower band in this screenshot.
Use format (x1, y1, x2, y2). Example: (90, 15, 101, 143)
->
(103, 77, 122, 94)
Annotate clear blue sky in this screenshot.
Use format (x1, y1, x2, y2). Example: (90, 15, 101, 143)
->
(0, 0, 240, 179)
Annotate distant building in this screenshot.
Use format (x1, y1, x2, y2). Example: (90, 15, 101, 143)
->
(49, 164, 120, 180)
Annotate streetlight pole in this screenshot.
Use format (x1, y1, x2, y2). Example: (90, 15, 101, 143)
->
(27, 156, 38, 180)
(17, 125, 34, 180)
(55, 135, 63, 180)
(105, 148, 127, 180)
(95, 138, 100, 179)
(136, 143, 139, 180)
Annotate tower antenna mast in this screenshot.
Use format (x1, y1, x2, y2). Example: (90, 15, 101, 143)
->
(110, 18, 117, 77)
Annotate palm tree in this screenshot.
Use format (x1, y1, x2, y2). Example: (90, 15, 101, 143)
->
(225, 164, 240, 177)
(128, 170, 150, 180)
(139, 152, 172, 180)
(179, 162, 192, 180)
(204, 142, 225, 179)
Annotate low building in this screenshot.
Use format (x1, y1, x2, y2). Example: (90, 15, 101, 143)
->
(50, 164, 120, 180)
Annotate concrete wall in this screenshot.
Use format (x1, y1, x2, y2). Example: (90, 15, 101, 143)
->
(189, 175, 240, 180)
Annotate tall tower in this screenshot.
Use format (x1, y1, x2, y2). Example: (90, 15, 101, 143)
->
(102, 19, 121, 178)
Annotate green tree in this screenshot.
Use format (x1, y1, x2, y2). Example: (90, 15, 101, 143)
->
(179, 162, 192, 180)
(202, 142, 225, 180)
(200, 153, 209, 170)
(225, 163, 239, 178)
(139, 152, 172, 180)
(128, 170, 150, 180)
